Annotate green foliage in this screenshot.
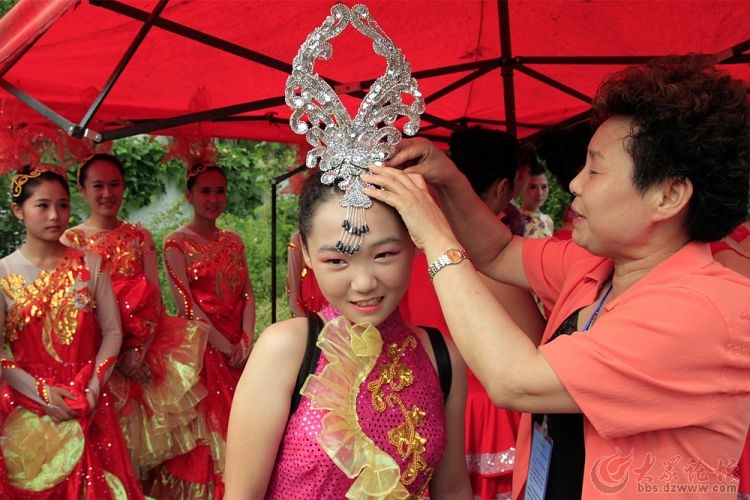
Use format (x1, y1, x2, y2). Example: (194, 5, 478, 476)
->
(0, 0, 16, 17)
(216, 141, 296, 219)
(113, 137, 172, 218)
(0, 176, 23, 256)
(541, 170, 572, 231)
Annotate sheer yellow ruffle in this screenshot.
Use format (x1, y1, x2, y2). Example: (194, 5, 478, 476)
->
(2, 406, 84, 491)
(301, 316, 411, 500)
(109, 318, 209, 475)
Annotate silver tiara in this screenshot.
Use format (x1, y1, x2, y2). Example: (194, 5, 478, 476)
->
(285, 3, 424, 254)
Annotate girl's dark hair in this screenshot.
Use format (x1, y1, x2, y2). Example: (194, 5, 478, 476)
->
(298, 170, 339, 248)
(297, 169, 407, 249)
(186, 163, 227, 191)
(77, 153, 125, 187)
(593, 54, 749, 241)
(12, 165, 70, 205)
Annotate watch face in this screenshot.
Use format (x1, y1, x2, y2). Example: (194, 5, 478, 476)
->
(446, 249, 463, 263)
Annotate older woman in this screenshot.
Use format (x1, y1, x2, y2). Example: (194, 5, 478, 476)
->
(363, 55, 750, 499)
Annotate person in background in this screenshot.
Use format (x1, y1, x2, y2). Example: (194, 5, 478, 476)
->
(225, 170, 472, 499)
(286, 229, 327, 317)
(364, 54, 750, 498)
(0, 165, 144, 498)
(150, 162, 255, 499)
(519, 159, 554, 239)
(401, 126, 545, 499)
(63, 153, 208, 478)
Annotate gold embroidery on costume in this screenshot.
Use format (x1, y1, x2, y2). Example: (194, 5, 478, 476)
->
(166, 231, 247, 316)
(367, 335, 432, 493)
(368, 336, 416, 411)
(164, 239, 195, 318)
(1, 252, 94, 360)
(385, 394, 433, 489)
(65, 223, 147, 280)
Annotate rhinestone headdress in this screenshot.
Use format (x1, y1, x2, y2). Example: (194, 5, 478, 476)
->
(286, 3, 424, 254)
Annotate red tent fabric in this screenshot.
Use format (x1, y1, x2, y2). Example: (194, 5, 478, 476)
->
(1, 0, 749, 146)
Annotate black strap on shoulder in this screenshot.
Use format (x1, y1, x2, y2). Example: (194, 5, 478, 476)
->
(423, 326, 452, 402)
(289, 312, 324, 417)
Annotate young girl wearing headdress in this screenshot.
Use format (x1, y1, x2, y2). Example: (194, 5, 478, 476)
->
(149, 159, 255, 499)
(62, 153, 209, 478)
(224, 171, 472, 499)
(0, 165, 145, 498)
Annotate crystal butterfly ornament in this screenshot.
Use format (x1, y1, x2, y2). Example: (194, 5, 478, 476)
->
(285, 3, 424, 254)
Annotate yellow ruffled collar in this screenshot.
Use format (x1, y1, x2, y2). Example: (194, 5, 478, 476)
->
(301, 315, 411, 499)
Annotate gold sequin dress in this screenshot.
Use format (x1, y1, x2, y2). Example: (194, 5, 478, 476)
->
(0, 248, 144, 499)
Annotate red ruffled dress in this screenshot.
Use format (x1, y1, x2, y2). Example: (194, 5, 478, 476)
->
(64, 222, 208, 476)
(153, 227, 253, 499)
(0, 248, 144, 499)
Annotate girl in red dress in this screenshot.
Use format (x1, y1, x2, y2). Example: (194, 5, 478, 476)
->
(0, 165, 144, 498)
(149, 162, 255, 499)
(63, 153, 208, 478)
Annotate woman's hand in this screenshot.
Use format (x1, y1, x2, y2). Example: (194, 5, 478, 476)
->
(85, 388, 98, 415)
(45, 385, 79, 422)
(362, 166, 460, 253)
(226, 343, 247, 369)
(386, 137, 462, 188)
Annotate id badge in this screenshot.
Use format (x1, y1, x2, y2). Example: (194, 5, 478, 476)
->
(525, 420, 553, 500)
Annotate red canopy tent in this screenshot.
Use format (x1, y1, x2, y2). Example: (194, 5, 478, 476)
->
(1, 0, 749, 319)
(1, 0, 749, 146)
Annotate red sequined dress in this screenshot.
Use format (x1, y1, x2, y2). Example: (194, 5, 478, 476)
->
(266, 305, 447, 498)
(153, 226, 254, 499)
(64, 221, 208, 476)
(0, 248, 144, 499)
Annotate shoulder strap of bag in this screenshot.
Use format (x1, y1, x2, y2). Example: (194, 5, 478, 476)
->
(422, 326, 452, 402)
(289, 312, 324, 417)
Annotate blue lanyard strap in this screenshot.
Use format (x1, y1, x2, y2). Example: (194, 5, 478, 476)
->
(583, 283, 613, 332)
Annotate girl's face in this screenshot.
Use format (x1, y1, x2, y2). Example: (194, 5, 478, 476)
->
(12, 179, 71, 243)
(303, 196, 415, 326)
(186, 169, 227, 221)
(522, 173, 549, 211)
(79, 159, 124, 220)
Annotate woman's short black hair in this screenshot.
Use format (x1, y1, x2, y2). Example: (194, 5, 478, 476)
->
(593, 54, 749, 241)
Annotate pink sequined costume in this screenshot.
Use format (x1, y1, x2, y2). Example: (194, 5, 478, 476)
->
(266, 305, 446, 499)
(152, 226, 254, 499)
(0, 248, 144, 499)
(64, 221, 208, 476)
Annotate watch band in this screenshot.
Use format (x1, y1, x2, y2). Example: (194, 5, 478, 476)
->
(428, 248, 470, 281)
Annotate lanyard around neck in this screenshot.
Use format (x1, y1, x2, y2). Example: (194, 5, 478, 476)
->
(583, 283, 613, 331)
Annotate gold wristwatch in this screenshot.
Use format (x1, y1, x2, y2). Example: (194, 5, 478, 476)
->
(428, 248, 470, 281)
